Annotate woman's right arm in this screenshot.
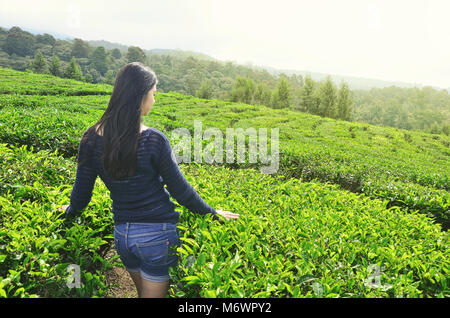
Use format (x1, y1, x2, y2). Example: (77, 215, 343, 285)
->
(154, 132, 219, 218)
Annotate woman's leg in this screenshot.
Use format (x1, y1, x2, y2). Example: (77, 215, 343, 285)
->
(125, 223, 178, 298)
(128, 271, 169, 298)
(140, 279, 170, 298)
(128, 271, 143, 297)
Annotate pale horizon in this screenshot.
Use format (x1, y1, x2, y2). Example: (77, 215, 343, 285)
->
(1, 0, 449, 89)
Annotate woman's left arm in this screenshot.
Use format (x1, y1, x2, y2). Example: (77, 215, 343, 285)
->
(60, 141, 98, 217)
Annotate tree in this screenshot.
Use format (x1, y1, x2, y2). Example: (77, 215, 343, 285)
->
(89, 46, 108, 75)
(32, 50, 48, 74)
(317, 76, 337, 118)
(84, 72, 94, 83)
(197, 79, 213, 99)
(87, 67, 101, 83)
(382, 103, 399, 127)
(296, 75, 316, 113)
(181, 56, 199, 73)
(3, 26, 35, 57)
(430, 121, 441, 134)
(261, 86, 272, 106)
(64, 57, 84, 81)
(71, 38, 90, 58)
(49, 55, 63, 77)
(36, 33, 56, 46)
(442, 123, 450, 136)
(270, 90, 280, 108)
(161, 55, 174, 73)
(253, 83, 264, 105)
(111, 48, 122, 59)
(127, 46, 146, 64)
(182, 69, 202, 96)
(370, 101, 384, 126)
(231, 76, 254, 104)
(104, 70, 115, 84)
(52, 40, 72, 61)
(297, 74, 304, 86)
(336, 82, 353, 120)
(276, 75, 291, 108)
(288, 73, 303, 89)
(396, 107, 412, 130)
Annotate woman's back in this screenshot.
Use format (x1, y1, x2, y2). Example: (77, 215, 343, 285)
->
(66, 127, 217, 225)
(94, 127, 178, 224)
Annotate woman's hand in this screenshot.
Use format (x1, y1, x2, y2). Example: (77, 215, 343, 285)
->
(58, 204, 70, 213)
(215, 210, 240, 220)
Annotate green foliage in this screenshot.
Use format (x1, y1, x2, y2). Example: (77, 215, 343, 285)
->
(64, 57, 84, 82)
(274, 75, 291, 109)
(35, 33, 56, 46)
(0, 157, 115, 297)
(231, 76, 254, 104)
(86, 67, 102, 84)
(111, 48, 121, 59)
(103, 70, 115, 85)
(0, 143, 76, 200)
(0, 68, 112, 95)
(253, 82, 271, 106)
(337, 82, 353, 121)
(196, 80, 213, 99)
(269, 90, 280, 108)
(296, 75, 317, 113)
(89, 46, 108, 76)
(126, 46, 146, 64)
(353, 86, 450, 134)
(231, 75, 292, 109)
(71, 38, 90, 58)
(317, 76, 337, 118)
(49, 55, 63, 77)
(1, 68, 448, 226)
(0, 66, 449, 298)
(3, 26, 35, 57)
(31, 50, 48, 74)
(0, 144, 448, 298)
(84, 72, 94, 84)
(0, 26, 448, 136)
(2, 68, 450, 227)
(170, 165, 449, 298)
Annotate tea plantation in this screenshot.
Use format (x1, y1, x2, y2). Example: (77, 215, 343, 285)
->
(0, 67, 448, 297)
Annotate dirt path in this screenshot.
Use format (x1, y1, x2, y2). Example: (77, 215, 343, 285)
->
(103, 245, 138, 298)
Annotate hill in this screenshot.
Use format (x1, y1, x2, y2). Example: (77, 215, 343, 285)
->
(84, 35, 442, 91)
(146, 48, 218, 62)
(0, 67, 448, 298)
(261, 65, 444, 91)
(1, 26, 448, 136)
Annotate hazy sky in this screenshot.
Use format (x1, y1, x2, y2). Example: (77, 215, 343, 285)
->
(1, 0, 449, 88)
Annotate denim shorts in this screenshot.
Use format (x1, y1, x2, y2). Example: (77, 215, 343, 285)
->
(113, 222, 181, 282)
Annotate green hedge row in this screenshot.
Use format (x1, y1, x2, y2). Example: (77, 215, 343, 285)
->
(0, 91, 447, 226)
(0, 68, 113, 96)
(0, 143, 448, 297)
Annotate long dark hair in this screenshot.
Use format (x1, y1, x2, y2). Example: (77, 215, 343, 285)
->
(78, 62, 158, 180)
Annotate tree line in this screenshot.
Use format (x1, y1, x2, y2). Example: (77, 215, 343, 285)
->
(0, 26, 448, 135)
(352, 86, 450, 135)
(0, 26, 147, 84)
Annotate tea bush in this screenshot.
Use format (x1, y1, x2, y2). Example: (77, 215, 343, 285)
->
(0, 145, 448, 297)
(0, 67, 449, 297)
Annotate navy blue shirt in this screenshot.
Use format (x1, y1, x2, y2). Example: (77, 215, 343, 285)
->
(65, 127, 217, 224)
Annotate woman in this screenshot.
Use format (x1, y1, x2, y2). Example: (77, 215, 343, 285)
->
(59, 62, 239, 298)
